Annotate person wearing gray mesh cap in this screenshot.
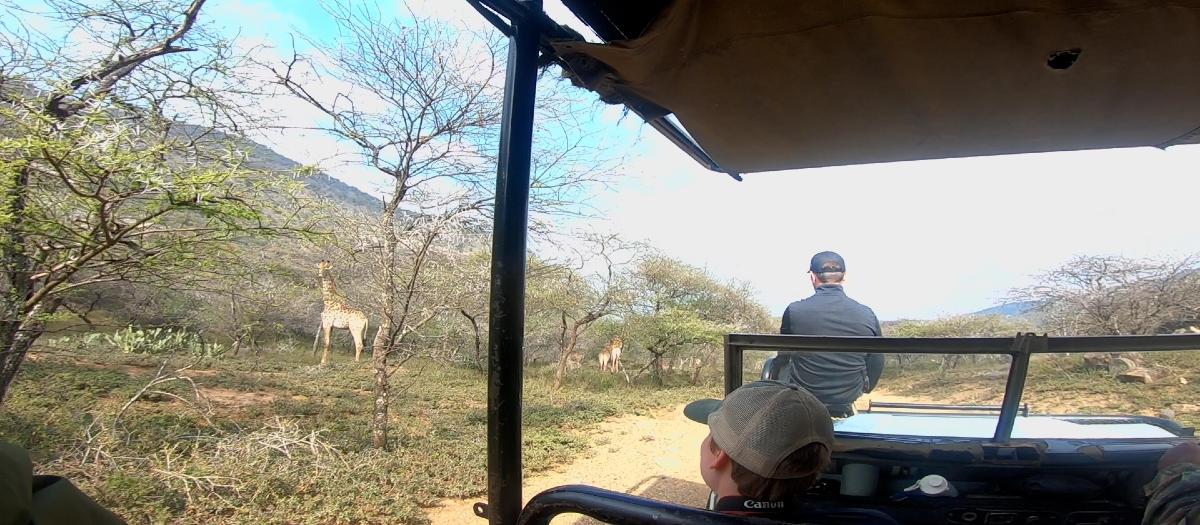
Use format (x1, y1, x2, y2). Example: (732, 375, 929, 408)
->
(684, 380, 834, 515)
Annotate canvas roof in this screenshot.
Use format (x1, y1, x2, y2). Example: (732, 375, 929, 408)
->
(550, 0, 1200, 175)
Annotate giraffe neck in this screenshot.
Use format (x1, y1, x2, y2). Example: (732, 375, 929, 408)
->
(319, 270, 345, 307)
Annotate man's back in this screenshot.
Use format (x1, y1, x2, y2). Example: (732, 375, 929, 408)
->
(779, 285, 883, 411)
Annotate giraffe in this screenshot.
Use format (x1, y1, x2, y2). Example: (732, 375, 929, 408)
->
(313, 260, 369, 366)
(598, 347, 611, 372)
(598, 337, 623, 373)
(566, 350, 583, 371)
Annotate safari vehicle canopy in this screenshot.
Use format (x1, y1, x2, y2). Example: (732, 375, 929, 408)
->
(464, 1, 1200, 524)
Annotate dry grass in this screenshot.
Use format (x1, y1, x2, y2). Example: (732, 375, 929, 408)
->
(879, 351, 1200, 427)
(0, 344, 720, 524)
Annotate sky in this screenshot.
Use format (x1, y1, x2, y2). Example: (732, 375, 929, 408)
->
(160, 1, 1200, 320)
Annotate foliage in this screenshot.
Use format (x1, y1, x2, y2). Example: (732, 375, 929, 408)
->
(104, 326, 225, 358)
(885, 314, 1033, 370)
(527, 233, 642, 387)
(0, 344, 719, 524)
(1010, 254, 1200, 335)
(0, 0, 316, 403)
(887, 314, 1033, 337)
(624, 255, 773, 384)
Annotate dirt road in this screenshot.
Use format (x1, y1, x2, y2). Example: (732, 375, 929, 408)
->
(423, 389, 932, 524)
(423, 402, 712, 524)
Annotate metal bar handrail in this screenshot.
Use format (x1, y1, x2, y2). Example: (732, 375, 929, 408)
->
(868, 401, 1030, 416)
(724, 332, 1200, 443)
(482, 2, 542, 524)
(517, 485, 782, 525)
(994, 334, 1035, 442)
(725, 333, 1200, 353)
(517, 485, 898, 525)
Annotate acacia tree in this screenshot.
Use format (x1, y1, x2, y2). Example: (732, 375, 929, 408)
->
(537, 234, 638, 388)
(1011, 254, 1200, 336)
(269, 2, 612, 447)
(625, 256, 772, 385)
(0, 0, 310, 403)
(887, 315, 1033, 370)
(318, 198, 483, 448)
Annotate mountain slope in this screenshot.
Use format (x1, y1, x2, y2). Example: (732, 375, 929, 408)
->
(175, 123, 381, 214)
(239, 138, 382, 214)
(972, 301, 1041, 317)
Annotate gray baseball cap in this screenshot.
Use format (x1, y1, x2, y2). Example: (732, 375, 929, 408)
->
(684, 380, 835, 479)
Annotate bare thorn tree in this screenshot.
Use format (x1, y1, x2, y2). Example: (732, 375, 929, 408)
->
(267, 1, 615, 447)
(1011, 254, 1200, 335)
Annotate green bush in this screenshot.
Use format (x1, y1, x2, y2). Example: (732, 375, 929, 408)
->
(105, 326, 226, 359)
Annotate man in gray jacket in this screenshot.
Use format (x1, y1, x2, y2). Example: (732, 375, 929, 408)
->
(777, 251, 884, 417)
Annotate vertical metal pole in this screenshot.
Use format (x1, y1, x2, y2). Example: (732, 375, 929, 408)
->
(486, 2, 540, 524)
(993, 333, 1040, 442)
(723, 337, 742, 395)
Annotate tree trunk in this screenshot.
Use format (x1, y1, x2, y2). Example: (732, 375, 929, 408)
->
(371, 202, 399, 449)
(229, 292, 242, 357)
(650, 352, 664, 387)
(371, 317, 392, 449)
(0, 165, 36, 405)
(0, 323, 38, 404)
(554, 327, 580, 389)
(460, 309, 483, 370)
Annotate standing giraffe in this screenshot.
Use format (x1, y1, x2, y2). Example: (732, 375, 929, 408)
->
(598, 337, 623, 373)
(313, 260, 369, 366)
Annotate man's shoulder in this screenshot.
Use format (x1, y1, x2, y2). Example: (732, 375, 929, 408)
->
(795, 291, 876, 313)
(843, 296, 879, 317)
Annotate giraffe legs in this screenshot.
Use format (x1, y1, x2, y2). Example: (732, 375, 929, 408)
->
(320, 322, 334, 367)
(350, 320, 367, 362)
(312, 322, 323, 357)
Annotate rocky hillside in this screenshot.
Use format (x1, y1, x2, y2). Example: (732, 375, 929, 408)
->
(239, 138, 382, 214)
(175, 123, 381, 214)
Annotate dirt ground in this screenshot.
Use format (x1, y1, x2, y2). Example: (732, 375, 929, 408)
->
(423, 389, 930, 524)
(423, 402, 712, 524)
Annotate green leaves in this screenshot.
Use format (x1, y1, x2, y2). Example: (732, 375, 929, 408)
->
(104, 325, 226, 358)
(0, 93, 314, 309)
(623, 255, 770, 369)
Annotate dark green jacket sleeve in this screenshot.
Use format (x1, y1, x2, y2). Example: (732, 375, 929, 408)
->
(0, 442, 126, 525)
(1142, 462, 1200, 525)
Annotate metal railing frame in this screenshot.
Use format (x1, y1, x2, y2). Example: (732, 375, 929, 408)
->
(515, 485, 898, 525)
(725, 332, 1200, 443)
(467, 2, 1200, 523)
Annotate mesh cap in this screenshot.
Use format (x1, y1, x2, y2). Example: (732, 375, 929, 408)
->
(684, 381, 834, 479)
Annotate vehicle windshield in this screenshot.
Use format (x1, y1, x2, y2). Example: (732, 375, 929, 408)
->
(739, 348, 1197, 440)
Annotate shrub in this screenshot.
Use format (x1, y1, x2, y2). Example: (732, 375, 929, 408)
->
(105, 326, 226, 359)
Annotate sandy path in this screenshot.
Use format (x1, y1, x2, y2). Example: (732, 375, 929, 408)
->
(423, 390, 934, 524)
(423, 403, 712, 524)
